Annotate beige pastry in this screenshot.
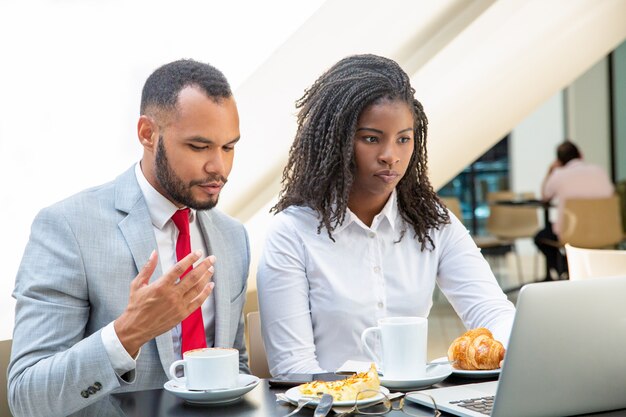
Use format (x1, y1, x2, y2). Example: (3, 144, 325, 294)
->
(447, 327, 505, 370)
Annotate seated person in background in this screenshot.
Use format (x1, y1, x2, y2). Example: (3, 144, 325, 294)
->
(257, 54, 515, 377)
(8, 59, 250, 417)
(534, 140, 614, 280)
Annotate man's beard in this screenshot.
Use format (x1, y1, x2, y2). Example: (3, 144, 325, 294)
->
(155, 137, 227, 210)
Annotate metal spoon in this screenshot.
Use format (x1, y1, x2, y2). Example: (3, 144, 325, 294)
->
(427, 359, 456, 366)
(313, 394, 334, 417)
(425, 359, 457, 371)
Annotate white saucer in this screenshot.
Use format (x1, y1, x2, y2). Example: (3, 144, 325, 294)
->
(163, 374, 260, 405)
(431, 356, 501, 378)
(452, 367, 501, 378)
(380, 363, 452, 390)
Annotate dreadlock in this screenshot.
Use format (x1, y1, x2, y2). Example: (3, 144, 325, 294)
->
(273, 54, 449, 250)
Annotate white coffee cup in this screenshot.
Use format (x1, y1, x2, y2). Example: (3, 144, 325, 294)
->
(169, 347, 239, 391)
(361, 316, 428, 380)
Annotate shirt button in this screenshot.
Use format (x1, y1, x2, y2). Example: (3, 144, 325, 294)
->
(94, 382, 102, 391)
(368, 232, 376, 238)
(373, 266, 381, 273)
(87, 386, 97, 395)
(377, 302, 384, 309)
(80, 390, 89, 398)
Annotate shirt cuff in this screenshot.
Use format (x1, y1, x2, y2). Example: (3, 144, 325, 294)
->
(101, 321, 141, 377)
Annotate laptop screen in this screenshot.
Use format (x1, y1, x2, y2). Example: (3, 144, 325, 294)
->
(408, 276, 626, 417)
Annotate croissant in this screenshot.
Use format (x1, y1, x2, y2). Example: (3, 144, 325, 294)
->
(447, 328, 505, 370)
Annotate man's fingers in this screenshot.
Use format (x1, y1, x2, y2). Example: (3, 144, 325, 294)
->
(164, 250, 203, 284)
(176, 256, 215, 293)
(132, 250, 158, 290)
(187, 281, 215, 312)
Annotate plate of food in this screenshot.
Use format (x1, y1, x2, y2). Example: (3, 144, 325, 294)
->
(284, 364, 389, 407)
(446, 327, 504, 378)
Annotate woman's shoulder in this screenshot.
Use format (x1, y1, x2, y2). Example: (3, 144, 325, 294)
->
(268, 205, 319, 233)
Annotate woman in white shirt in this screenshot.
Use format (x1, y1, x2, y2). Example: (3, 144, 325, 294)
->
(257, 54, 515, 377)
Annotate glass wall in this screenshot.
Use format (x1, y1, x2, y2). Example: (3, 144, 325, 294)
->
(613, 40, 626, 182)
(438, 136, 510, 235)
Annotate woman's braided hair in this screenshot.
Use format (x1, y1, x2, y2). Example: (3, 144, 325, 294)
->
(273, 54, 449, 250)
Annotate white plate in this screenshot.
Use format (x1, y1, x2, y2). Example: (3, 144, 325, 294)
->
(163, 374, 260, 405)
(380, 363, 452, 390)
(431, 356, 501, 378)
(284, 385, 390, 407)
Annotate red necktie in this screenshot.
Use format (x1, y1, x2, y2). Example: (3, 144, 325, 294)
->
(171, 208, 207, 354)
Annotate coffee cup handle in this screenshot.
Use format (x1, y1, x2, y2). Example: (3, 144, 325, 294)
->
(169, 359, 186, 383)
(360, 327, 382, 369)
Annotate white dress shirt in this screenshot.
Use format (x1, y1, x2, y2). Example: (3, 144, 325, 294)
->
(101, 163, 216, 376)
(257, 190, 516, 376)
(542, 158, 614, 235)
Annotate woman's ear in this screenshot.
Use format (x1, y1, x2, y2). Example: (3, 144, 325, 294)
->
(137, 115, 157, 151)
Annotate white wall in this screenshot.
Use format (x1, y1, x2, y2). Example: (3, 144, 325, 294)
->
(0, 0, 325, 341)
(510, 93, 565, 197)
(566, 58, 612, 172)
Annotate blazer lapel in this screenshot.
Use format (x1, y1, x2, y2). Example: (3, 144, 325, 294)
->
(197, 210, 231, 347)
(114, 167, 174, 375)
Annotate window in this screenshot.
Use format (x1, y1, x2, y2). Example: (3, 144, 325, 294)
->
(438, 136, 510, 235)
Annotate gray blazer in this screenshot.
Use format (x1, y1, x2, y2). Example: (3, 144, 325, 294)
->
(8, 166, 250, 417)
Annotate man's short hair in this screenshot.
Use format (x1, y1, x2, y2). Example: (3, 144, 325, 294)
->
(140, 59, 231, 115)
(557, 140, 581, 165)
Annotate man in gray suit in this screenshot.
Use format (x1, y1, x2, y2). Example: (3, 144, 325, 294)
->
(8, 59, 250, 417)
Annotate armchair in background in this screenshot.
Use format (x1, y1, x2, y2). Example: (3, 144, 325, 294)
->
(474, 191, 540, 286)
(246, 311, 270, 378)
(547, 195, 623, 248)
(439, 196, 463, 221)
(539, 195, 624, 277)
(1, 339, 12, 417)
(565, 244, 626, 280)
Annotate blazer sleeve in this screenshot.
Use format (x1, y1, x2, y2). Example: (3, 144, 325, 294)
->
(233, 225, 251, 374)
(8, 206, 123, 417)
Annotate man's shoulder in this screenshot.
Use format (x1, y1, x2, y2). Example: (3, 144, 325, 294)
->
(558, 160, 610, 179)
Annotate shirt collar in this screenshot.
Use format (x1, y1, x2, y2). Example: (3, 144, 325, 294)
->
(334, 189, 399, 235)
(134, 162, 197, 230)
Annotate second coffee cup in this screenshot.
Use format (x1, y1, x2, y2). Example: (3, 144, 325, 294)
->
(169, 347, 239, 391)
(361, 316, 428, 380)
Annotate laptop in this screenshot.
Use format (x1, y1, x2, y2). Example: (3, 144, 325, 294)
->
(408, 276, 626, 417)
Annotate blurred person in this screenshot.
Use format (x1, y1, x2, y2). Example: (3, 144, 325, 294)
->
(8, 59, 250, 417)
(257, 54, 515, 376)
(534, 140, 614, 280)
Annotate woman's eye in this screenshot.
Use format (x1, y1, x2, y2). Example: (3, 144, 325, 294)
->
(363, 136, 378, 143)
(398, 137, 412, 144)
(190, 144, 208, 151)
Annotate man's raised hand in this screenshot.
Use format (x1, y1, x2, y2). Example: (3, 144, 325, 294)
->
(115, 250, 216, 357)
